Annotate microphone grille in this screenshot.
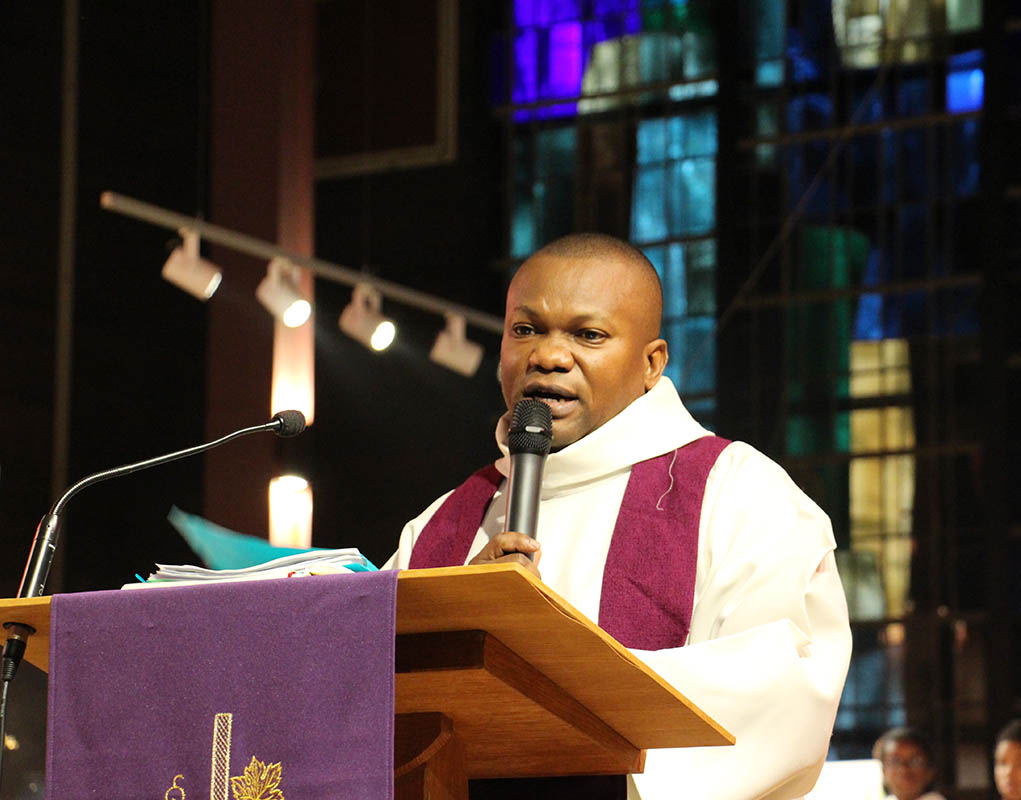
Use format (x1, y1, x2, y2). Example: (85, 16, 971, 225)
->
(272, 410, 307, 438)
(508, 399, 553, 456)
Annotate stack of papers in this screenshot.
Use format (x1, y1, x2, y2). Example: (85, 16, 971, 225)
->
(125, 548, 377, 589)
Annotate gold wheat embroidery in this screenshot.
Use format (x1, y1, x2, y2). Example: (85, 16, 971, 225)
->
(230, 757, 284, 800)
(210, 713, 233, 800)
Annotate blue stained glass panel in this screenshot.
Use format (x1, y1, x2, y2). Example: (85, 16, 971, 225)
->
(786, 93, 834, 133)
(513, 29, 539, 104)
(951, 118, 981, 196)
(752, 0, 785, 86)
(549, 0, 582, 23)
(853, 249, 885, 341)
(899, 129, 930, 201)
(881, 129, 896, 205)
(834, 627, 906, 732)
(896, 77, 930, 116)
(632, 166, 669, 242)
(663, 243, 687, 319)
(672, 315, 715, 395)
(947, 50, 984, 113)
(636, 113, 717, 165)
(672, 157, 715, 236)
(686, 238, 716, 315)
(514, 0, 537, 27)
(756, 103, 779, 166)
(786, 29, 822, 83)
(594, 0, 640, 15)
(646, 244, 687, 320)
(756, 60, 784, 87)
(680, 111, 717, 156)
(511, 197, 536, 258)
(535, 127, 576, 176)
(853, 85, 886, 124)
(636, 119, 668, 165)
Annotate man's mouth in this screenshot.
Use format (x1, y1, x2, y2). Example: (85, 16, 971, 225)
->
(523, 386, 578, 417)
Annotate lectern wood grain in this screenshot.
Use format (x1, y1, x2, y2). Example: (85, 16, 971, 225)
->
(396, 631, 641, 778)
(395, 564, 732, 751)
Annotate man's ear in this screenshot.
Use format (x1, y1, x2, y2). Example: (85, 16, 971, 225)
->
(643, 338, 669, 390)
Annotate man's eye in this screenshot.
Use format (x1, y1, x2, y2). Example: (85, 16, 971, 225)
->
(578, 330, 606, 342)
(512, 324, 535, 336)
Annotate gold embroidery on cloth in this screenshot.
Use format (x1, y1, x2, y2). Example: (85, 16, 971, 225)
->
(163, 713, 284, 800)
(164, 774, 185, 800)
(230, 757, 284, 800)
(211, 712, 233, 800)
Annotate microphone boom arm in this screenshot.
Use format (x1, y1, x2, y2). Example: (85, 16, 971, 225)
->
(18, 415, 294, 600)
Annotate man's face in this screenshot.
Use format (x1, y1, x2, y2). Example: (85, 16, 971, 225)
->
(881, 740, 935, 800)
(996, 740, 1021, 800)
(500, 253, 666, 450)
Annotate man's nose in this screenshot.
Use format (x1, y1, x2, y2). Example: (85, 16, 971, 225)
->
(529, 334, 574, 371)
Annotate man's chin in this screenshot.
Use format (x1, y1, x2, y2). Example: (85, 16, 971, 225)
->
(550, 420, 587, 452)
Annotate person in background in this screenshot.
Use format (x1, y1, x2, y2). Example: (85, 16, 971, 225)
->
(874, 727, 947, 800)
(994, 720, 1021, 800)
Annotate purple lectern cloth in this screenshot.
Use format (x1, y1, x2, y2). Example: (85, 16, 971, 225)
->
(47, 570, 397, 800)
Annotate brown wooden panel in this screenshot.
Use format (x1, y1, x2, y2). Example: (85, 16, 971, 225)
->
(0, 597, 50, 672)
(395, 564, 733, 751)
(396, 631, 641, 778)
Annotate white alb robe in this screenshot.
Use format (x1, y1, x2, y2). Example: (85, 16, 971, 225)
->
(385, 377, 852, 800)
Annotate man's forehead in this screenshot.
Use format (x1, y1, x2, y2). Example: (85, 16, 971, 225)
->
(509, 253, 645, 297)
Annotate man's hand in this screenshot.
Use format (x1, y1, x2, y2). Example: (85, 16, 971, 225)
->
(468, 532, 541, 579)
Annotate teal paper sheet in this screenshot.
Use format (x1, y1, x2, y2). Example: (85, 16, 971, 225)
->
(166, 505, 376, 571)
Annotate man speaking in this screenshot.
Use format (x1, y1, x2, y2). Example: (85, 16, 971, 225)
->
(385, 233, 852, 799)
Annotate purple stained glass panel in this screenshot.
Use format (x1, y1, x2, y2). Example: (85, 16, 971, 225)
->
(510, 0, 648, 120)
(546, 21, 583, 96)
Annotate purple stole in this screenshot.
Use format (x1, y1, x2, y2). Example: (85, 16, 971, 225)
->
(409, 435, 731, 650)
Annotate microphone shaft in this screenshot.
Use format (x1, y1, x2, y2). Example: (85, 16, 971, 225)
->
(50, 421, 275, 516)
(506, 451, 545, 540)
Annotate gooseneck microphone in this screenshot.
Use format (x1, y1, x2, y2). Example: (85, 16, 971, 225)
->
(505, 399, 553, 550)
(15, 409, 307, 601)
(0, 410, 306, 793)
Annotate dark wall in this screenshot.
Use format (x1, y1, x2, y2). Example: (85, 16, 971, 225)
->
(0, 1, 210, 596)
(0, 3, 63, 598)
(310, 1, 507, 567)
(61, 2, 210, 592)
(1, 1, 508, 592)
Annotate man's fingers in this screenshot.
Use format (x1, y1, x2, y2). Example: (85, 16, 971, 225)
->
(467, 533, 541, 572)
(490, 532, 540, 557)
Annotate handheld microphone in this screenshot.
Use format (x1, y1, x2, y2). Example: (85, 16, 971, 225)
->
(16, 409, 307, 601)
(505, 399, 553, 550)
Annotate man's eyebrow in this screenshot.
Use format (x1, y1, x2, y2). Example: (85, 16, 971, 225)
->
(510, 304, 611, 327)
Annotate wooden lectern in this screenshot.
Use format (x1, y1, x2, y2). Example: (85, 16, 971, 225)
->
(1, 563, 732, 799)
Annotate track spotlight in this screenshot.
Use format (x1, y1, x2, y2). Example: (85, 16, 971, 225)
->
(430, 313, 484, 376)
(339, 284, 396, 351)
(162, 230, 222, 300)
(256, 258, 312, 328)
